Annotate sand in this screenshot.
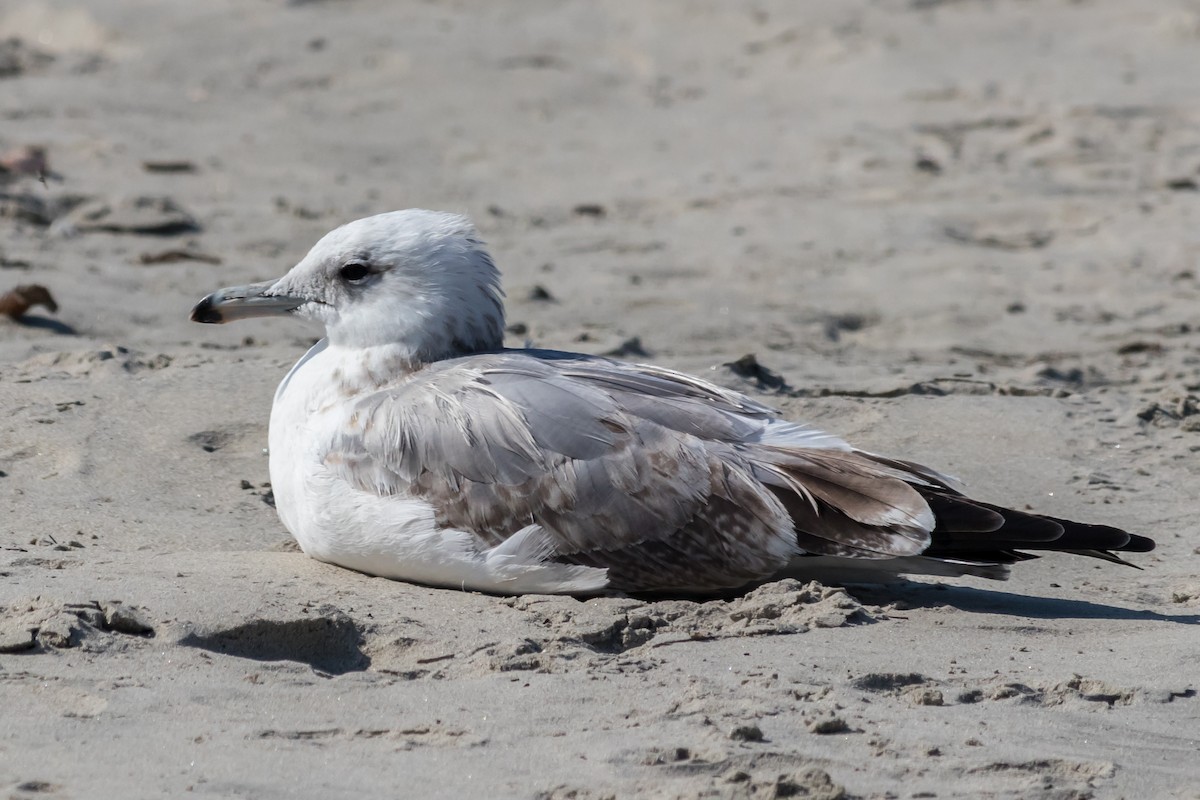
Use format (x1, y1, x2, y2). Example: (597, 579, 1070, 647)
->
(2, 1, 1199, 797)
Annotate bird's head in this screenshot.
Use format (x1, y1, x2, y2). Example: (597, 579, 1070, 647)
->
(191, 209, 505, 361)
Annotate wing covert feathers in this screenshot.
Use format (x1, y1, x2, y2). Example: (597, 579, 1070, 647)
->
(321, 350, 1153, 592)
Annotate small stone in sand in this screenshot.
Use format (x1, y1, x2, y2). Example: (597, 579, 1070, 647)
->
(36, 613, 78, 648)
(807, 714, 851, 735)
(0, 624, 37, 653)
(730, 724, 765, 742)
(723, 353, 790, 391)
(771, 767, 845, 800)
(102, 602, 154, 636)
(908, 688, 945, 707)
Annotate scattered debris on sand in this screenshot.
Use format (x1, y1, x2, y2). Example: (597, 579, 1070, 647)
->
(0, 283, 57, 319)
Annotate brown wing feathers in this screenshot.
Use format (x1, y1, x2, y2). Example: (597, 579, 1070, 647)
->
(329, 352, 1152, 593)
(771, 450, 1153, 569)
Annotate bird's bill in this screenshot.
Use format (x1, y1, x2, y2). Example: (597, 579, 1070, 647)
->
(190, 280, 305, 324)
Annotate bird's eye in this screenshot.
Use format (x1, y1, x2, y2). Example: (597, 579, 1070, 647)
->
(339, 262, 371, 283)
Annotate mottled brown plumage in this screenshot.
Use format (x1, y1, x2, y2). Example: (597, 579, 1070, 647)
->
(319, 348, 1152, 593)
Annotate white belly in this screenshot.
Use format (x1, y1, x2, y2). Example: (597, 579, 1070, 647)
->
(265, 339, 606, 594)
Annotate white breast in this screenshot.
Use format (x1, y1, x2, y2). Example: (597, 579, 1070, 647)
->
(267, 338, 332, 543)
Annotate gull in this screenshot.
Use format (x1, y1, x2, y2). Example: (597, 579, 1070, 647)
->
(190, 209, 1154, 595)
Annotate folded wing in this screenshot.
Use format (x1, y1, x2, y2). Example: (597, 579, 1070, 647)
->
(320, 350, 1151, 593)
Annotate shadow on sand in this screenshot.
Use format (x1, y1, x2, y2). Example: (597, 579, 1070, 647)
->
(14, 314, 77, 335)
(852, 582, 1200, 624)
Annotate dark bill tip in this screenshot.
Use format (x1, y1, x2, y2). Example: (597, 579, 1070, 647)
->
(188, 280, 305, 324)
(190, 293, 223, 324)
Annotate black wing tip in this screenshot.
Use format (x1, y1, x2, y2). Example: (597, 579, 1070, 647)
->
(1040, 517, 1157, 554)
(920, 487, 1158, 565)
(1118, 533, 1156, 553)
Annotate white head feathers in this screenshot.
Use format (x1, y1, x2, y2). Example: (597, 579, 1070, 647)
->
(270, 209, 505, 359)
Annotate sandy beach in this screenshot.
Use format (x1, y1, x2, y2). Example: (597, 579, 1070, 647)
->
(2, 1, 1199, 797)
